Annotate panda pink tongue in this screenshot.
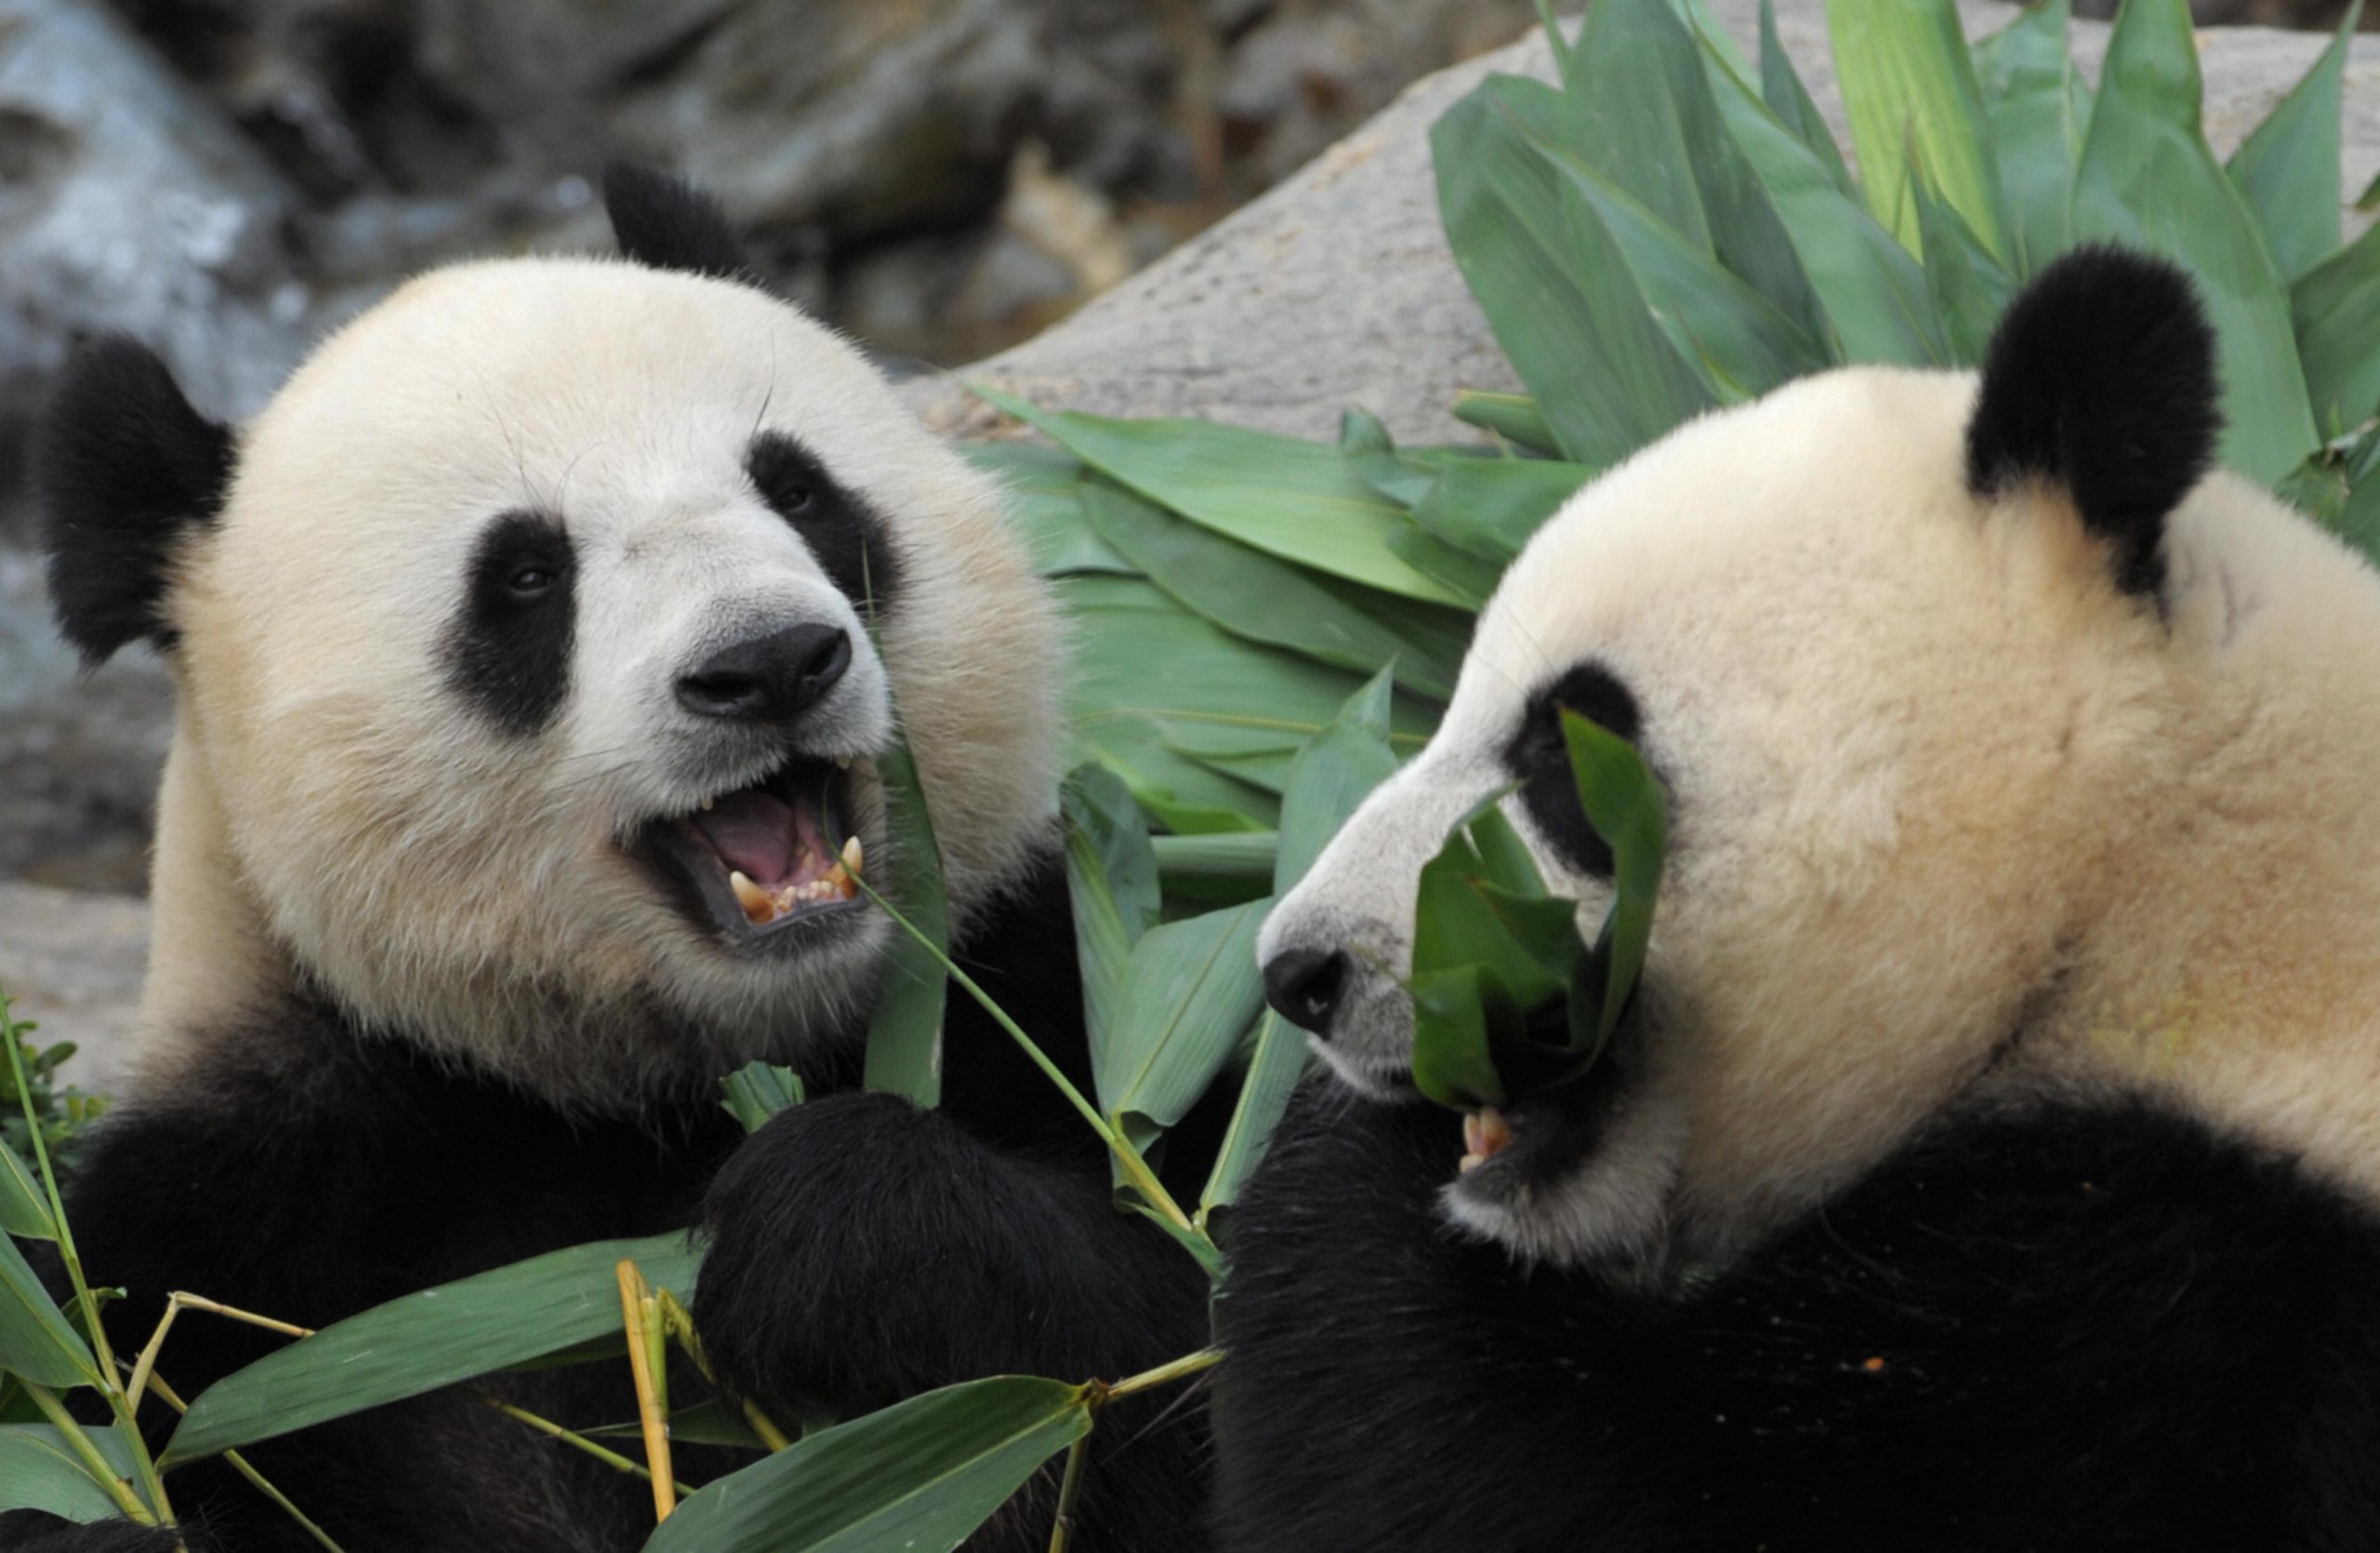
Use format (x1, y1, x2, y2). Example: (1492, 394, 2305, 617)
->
(689, 790, 811, 886)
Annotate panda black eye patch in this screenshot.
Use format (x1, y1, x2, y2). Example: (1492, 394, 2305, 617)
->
(1503, 661, 1642, 879)
(446, 510, 576, 737)
(747, 431, 904, 617)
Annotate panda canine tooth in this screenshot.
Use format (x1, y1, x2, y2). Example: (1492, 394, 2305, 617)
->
(840, 835, 864, 877)
(1462, 1108, 1514, 1161)
(1458, 1152, 1486, 1175)
(728, 870, 776, 924)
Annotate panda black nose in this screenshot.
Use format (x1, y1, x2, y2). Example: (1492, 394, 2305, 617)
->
(1263, 947, 1349, 1035)
(676, 624, 852, 725)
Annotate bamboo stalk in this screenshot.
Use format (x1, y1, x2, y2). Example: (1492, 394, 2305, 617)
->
(615, 1260, 676, 1520)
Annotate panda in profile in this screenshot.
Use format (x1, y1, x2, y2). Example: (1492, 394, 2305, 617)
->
(1225, 248, 2380, 1550)
(7, 167, 1210, 1553)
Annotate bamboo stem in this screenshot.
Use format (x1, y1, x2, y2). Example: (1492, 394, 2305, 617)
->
(653, 1289, 793, 1453)
(615, 1260, 676, 1520)
(485, 1398, 693, 1499)
(1100, 1347, 1223, 1403)
(1043, 1431, 1093, 1553)
(20, 1381, 154, 1524)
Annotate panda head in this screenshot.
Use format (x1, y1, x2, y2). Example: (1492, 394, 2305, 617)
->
(1256, 247, 2318, 1271)
(39, 166, 1062, 1108)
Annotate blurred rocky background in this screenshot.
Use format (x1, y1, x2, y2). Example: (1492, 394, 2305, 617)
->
(0, 0, 2369, 1078)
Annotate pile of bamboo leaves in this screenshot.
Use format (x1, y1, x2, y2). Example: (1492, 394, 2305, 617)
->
(7, 0, 2380, 1547)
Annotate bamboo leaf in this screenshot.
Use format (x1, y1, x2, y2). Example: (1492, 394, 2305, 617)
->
(2225, 2, 2359, 283)
(1562, 710, 1668, 1047)
(1434, 74, 1714, 465)
(961, 443, 1133, 578)
(1972, 0, 2092, 275)
(2070, 0, 2319, 484)
(860, 716, 948, 1108)
(1081, 481, 1465, 701)
(0, 1424, 136, 1523)
(1449, 391, 1561, 455)
(2294, 219, 2380, 437)
(1699, 36, 1954, 365)
(1099, 901, 1271, 1148)
(165, 1232, 700, 1464)
(1197, 1012, 1310, 1220)
(1825, 0, 2009, 261)
(719, 1063, 804, 1135)
(1063, 764, 1160, 1057)
(1911, 173, 2018, 363)
(1758, 0, 1854, 195)
(640, 1376, 1090, 1553)
(0, 1232, 95, 1390)
(1408, 456, 1592, 564)
(0, 1144, 54, 1241)
(1152, 831, 1276, 901)
(971, 386, 1474, 607)
(1275, 670, 1400, 894)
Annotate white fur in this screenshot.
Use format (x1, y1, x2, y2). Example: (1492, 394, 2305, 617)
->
(1263, 366, 2380, 1268)
(133, 259, 1062, 1108)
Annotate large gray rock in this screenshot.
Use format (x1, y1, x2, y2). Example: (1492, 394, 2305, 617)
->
(909, 0, 2380, 444)
(0, 883, 149, 1094)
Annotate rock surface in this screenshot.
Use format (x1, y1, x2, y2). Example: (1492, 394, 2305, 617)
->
(7, 0, 2380, 1076)
(0, 883, 149, 1093)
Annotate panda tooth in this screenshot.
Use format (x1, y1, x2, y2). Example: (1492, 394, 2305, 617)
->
(699, 797, 715, 813)
(1476, 1106, 1514, 1156)
(835, 756, 852, 771)
(728, 871, 775, 924)
(1458, 1152, 1485, 1175)
(1462, 1112, 1487, 1159)
(840, 835, 864, 878)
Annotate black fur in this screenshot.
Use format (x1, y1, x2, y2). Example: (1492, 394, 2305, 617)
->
(38, 854, 1214, 1551)
(0, 1515, 186, 1551)
(747, 431, 906, 616)
(1503, 661, 1642, 879)
(1213, 1090, 2380, 1552)
(602, 162, 753, 284)
(36, 335, 237, 664)
(443, 511, 577, 737)
(1966, 246, 2221, 601)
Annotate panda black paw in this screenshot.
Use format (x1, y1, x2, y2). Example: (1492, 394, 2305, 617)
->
(694, 1091, 1190, 1418)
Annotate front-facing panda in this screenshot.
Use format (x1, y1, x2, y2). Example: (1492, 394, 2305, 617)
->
(1224, 249, 2380, 1550)
(7, 168, 1210, 1553)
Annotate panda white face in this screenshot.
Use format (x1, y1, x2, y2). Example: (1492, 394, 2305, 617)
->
(1260, 251, 2261, 1270)
(40, 184, 1063, 1108)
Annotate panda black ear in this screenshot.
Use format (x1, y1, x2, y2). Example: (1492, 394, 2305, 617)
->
(602, 161, 753, 283)
(37, 336, 236, 666)
(1964, 246, 2221, 601)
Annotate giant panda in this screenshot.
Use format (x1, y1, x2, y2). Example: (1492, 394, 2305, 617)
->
(1222, 247, 2380, 1550)
(5, 166, 1211, 1553)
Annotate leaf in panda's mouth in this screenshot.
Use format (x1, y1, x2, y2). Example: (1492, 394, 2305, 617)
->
(636, 758, 866, 939)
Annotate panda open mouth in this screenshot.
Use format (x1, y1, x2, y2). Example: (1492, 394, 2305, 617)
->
(630, 756, 866, 943)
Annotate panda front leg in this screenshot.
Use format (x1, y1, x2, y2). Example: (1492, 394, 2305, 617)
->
(691, 1091, 1215, 1551)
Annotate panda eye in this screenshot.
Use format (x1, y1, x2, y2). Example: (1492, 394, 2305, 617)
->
(775, 484, 815, 515)
(508, 565, 556, 599)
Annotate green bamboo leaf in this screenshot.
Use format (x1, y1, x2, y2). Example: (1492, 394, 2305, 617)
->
(1197, 1012, 1310, 1219)
(1434, 74, 1714, 465)
(1058, 575, 1435, 834)
(1516, 121, 1831, 400)
(1449, 391, 1561, 456)
(2070, 0, 2319, 484)
(1275, 670, 1400, 894)
(1972, 0, 2092, 275)
(1825, 0, 2009, 261)
(0, 1144, 55, 1241)
(640, 1375, 1091, 1553)
(1408, 456, 1592, 564)
(0, 1232, 95, 1389)
(1099, 900, 1271, 1148)
(1758, 0, 1855, 194)
(1562, 710, 1668, 1046)
(2293, 219, 2380, 436)
(1063, 764, 1160, 1057)
(2225, 2, 2359, 283)
(586, 1398, 765, 1451)
(971, 386, 1473, 607)
(1385, 522, 1500, 607)
(1911, 174, 2018, 363)
(1408, 967, 1513, 1110)
(860, 717, 948, 1108)
(165, 1232, 700, 1464)
(1336, 408, 1395, 458)
(0, 1424, 136, 1523)
(1565, 0, 1831, 350)
(1082, 482, 1464, 701)
(1699, 35, 1954, 365)
(961, 443, 1133, 578)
